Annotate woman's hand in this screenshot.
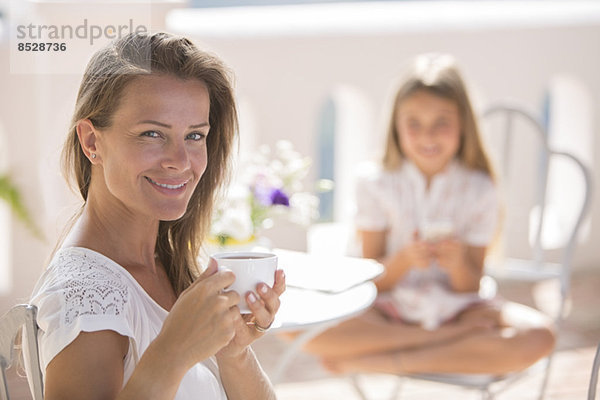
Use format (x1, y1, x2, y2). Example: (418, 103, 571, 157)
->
(156, 261, 243, 372)
(217, 266, 286, 360)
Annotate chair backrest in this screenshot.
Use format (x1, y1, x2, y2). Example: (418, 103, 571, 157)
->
(0, 304, 44, 400)
(480, 101, 593, 321)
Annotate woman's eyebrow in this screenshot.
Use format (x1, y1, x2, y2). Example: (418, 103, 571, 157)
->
(189, 123, 210, 129)
(137, 120, 210, 129)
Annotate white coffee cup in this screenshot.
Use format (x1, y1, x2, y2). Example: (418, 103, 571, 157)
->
(212, 251, 278, 313)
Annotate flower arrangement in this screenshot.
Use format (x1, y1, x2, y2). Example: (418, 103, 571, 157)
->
(210, 140, 320, 247)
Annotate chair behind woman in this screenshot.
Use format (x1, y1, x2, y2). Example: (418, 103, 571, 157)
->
(0, 304, 43, 400)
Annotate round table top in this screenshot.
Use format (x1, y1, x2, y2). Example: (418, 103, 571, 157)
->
(271, 281, 377, 332)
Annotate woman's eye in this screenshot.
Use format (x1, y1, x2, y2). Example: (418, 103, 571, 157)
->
(141, 130, 161, 138)
(187, 132, 206, 141)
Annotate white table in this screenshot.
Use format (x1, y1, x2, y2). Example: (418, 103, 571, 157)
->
(267, 249, 383, 384)
(269, 282, 378, 383)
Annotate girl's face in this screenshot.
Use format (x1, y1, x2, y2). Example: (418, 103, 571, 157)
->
(396, 90, 462, 181)
(93, 74, 210, 221)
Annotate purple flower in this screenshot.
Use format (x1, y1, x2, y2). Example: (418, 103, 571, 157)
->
(253, 185, 290, 207)
(270, 188, 290, 207)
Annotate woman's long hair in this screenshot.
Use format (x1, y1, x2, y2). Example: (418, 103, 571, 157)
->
(382, 53, 493, 179)
(62, 32, 238, 295)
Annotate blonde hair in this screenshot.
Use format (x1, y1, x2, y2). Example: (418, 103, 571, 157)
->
(62, 32, 238, 295)
(382, 53, 493, 178)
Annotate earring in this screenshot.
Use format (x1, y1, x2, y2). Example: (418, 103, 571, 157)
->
(91, 153, 97, 159)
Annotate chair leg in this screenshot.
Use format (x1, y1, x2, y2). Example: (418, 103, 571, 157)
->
(350, 375, 371, 400)
(349, 374, 403, 400)
(0, 365, 9, 400)
(387, 377, 403, 400)
(588, 343, 600, 400)
(480, 388, 494, 400)
(537, 354, 553, 400)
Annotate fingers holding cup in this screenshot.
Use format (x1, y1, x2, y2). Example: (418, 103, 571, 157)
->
(245, 281, 280, 332)
(272, 268, 286, 296)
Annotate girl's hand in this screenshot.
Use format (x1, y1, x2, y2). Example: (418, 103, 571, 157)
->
(217, 267, 286, 360)
(402, 230, 432, 269)
(431, 237, 466, 277)
(157, 261, 243, 372)
(432, 239, 486, 292)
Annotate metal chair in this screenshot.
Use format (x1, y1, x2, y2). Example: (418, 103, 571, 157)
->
(0, 304, 43, 400)
(350, 100, 593, 400)
(588, 342, 600, 400)
(480, 101, 592, 399)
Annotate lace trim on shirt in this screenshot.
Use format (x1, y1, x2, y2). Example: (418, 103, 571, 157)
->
(54, 250, 129, 326)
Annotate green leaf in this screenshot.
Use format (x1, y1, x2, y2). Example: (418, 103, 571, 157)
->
(0, 175, 43, 239)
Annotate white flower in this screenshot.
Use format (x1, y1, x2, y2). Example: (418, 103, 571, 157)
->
(289, 192, 320, 226)
(210, 140, 323, 245)
(211, 206, 254, 241)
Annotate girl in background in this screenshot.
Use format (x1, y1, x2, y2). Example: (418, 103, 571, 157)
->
(307, 53, 554, 375)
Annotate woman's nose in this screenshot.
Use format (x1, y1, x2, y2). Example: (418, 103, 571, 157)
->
(161, 141, 191, 171)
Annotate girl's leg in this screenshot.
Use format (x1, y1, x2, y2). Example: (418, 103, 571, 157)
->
(327, 301, 556, 375)
(301, 307, 493, 359)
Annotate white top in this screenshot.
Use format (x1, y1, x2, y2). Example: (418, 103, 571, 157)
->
(29, 247, 227, 400)
(354, 160, 499, 329)
(355, 160, 498, 254)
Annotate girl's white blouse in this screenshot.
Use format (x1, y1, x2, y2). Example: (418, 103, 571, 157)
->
(30, 247, 227, 399)
(355, 160, 499, 255)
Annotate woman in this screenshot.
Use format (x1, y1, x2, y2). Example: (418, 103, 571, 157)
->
(29, 32, 285, 399)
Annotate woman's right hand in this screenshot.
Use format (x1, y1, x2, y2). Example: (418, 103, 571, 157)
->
(157, 262, 243, 372)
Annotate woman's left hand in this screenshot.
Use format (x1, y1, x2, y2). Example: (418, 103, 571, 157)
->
(217, 267, 286, 359)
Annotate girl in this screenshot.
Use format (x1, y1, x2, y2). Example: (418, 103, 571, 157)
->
(306, 53, 555, 375)
(29, 32, 285, 399)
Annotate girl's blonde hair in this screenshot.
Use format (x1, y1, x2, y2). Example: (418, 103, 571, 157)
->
(382, 53, 493, 178)
(62, 32, 238, 295)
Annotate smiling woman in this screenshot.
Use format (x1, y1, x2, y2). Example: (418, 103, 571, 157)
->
(28, 32, 285, 400)
(78, 75, 211, 222)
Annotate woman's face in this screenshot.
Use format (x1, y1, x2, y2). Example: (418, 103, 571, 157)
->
(94, 74, 210, 221)
(395, 90, 461, 181)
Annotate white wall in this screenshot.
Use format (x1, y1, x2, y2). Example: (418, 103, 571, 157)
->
(0, 1, 599, 311)
(166, 2, 599, 264)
